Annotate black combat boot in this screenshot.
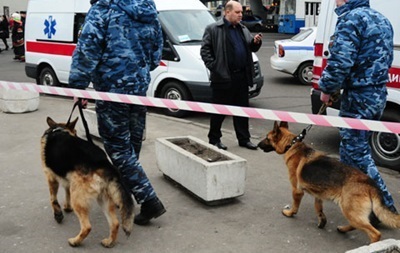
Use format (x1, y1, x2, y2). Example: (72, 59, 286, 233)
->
(134, 197, 166, 225)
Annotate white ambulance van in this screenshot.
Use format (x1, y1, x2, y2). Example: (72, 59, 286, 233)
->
(24, 0, 264, 117)
(310, 0, 400, 169)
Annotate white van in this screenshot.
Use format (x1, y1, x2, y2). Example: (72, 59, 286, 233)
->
(24, 0, 264, 117)
(310, 0, 400, 169)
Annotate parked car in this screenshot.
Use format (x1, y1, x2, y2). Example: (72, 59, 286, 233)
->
(241, 15, 266, 32)
(270, 27, 316, 85)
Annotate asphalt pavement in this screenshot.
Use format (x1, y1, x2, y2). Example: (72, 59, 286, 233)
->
(1, 47, 400, 253)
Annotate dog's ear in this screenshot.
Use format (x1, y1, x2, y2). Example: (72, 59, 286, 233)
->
(279, 121, 289, 129)
(67, 117, 79, 131)
(47, 117, 57, 128)
(273, 121, 280, 133)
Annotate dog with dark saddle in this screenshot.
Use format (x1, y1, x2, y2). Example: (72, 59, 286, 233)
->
(40, 117, 134, 248)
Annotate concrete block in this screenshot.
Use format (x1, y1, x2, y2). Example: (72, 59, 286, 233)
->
(0, 88, 39, 113)
(346, 239, 400, 253)
(155, 136, 247, 204)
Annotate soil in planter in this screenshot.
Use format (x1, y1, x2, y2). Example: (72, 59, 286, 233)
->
(170, 138, 230, 163)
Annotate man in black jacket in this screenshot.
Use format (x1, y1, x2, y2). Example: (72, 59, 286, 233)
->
(200, 0, 262, 150)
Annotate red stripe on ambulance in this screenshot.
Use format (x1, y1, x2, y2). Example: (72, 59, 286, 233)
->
(26, 41, 76, 56)
(26, 41, 169, 68)
(388, 67, 400, 88)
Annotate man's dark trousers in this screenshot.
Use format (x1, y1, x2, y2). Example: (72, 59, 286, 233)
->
(208, 70, 251, 144)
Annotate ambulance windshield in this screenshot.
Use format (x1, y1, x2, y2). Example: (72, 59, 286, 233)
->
(158, 10, 216, 44)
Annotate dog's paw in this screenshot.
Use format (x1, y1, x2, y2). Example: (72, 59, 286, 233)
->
(337, 225, 354, 233)
(101, 238, 116, 248)
(54, 211, 64, 223)
(68, 238, 81, 247)
(317, 218, 327, 229)
(63, 206, 73, 213)
(317, 212, 327, 228)
(282, 209, 295, 217)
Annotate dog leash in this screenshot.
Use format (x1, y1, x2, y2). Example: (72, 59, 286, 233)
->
(304, 90, 341, 132)
(67, 99, 94, 144)
(290, 90, 341, 146)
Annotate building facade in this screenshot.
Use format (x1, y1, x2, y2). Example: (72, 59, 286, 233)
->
(278, 0, 320, 33)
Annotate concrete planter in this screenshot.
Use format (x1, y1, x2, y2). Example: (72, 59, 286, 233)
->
(0, 89, 39, 113)
(346, 239, 400, 253)
(155, 136, 247, 204)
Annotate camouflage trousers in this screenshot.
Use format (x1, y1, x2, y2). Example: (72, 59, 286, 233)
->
(339, 85, 395, 208)
(96, 100, 156, 204)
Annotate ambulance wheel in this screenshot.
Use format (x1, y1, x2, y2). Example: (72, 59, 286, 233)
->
(39, 67, 60, 87)
(370, 109, 400, 170)
(160, 81, 191, 118)
(296, 61, 313, 85)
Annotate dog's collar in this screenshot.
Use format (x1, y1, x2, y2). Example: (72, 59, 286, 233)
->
(284, 129, 307, 152)
(44, 126, 65, 136)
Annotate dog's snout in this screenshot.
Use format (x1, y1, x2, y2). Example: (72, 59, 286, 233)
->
(258, 139, 274, 153)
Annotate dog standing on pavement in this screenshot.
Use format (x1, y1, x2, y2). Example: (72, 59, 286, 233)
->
(258, 121, 400, 244)
(40, 117, 134, 248)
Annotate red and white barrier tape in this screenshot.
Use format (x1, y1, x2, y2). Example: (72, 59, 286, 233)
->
(1, 80, 400, 134)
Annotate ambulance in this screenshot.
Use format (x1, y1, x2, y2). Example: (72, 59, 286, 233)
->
(24, 0, 264, 117)
(310, 0, 400, 169)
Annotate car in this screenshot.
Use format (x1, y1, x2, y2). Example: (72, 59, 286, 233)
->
(270, 27, 316, 85)
(241, 15, 266, 32)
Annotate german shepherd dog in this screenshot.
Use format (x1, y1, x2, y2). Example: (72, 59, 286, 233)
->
(258, 121, 400, 243)
(40, 117, 134, 248)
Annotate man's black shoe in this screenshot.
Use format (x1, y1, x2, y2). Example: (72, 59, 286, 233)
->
(239, 141, 258, 150)
(210, 141, 227, 150)
(134, 197, 166, 225)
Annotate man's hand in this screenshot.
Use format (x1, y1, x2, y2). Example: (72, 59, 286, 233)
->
(73, 97, 88, 109)
(253, 33, 262, 44)
(320, 92, 332, 106)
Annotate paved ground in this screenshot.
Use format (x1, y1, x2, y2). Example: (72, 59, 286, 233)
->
(1, 93, 400, 253)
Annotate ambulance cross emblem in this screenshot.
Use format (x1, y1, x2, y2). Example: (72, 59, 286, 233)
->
(44, 16, 57, 39)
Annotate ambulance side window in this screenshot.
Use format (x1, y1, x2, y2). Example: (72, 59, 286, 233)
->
(73, 13, 87, 43)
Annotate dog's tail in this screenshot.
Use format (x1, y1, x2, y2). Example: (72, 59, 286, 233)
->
(371, 190, 400, 228)
(108, 179, 134, 236)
